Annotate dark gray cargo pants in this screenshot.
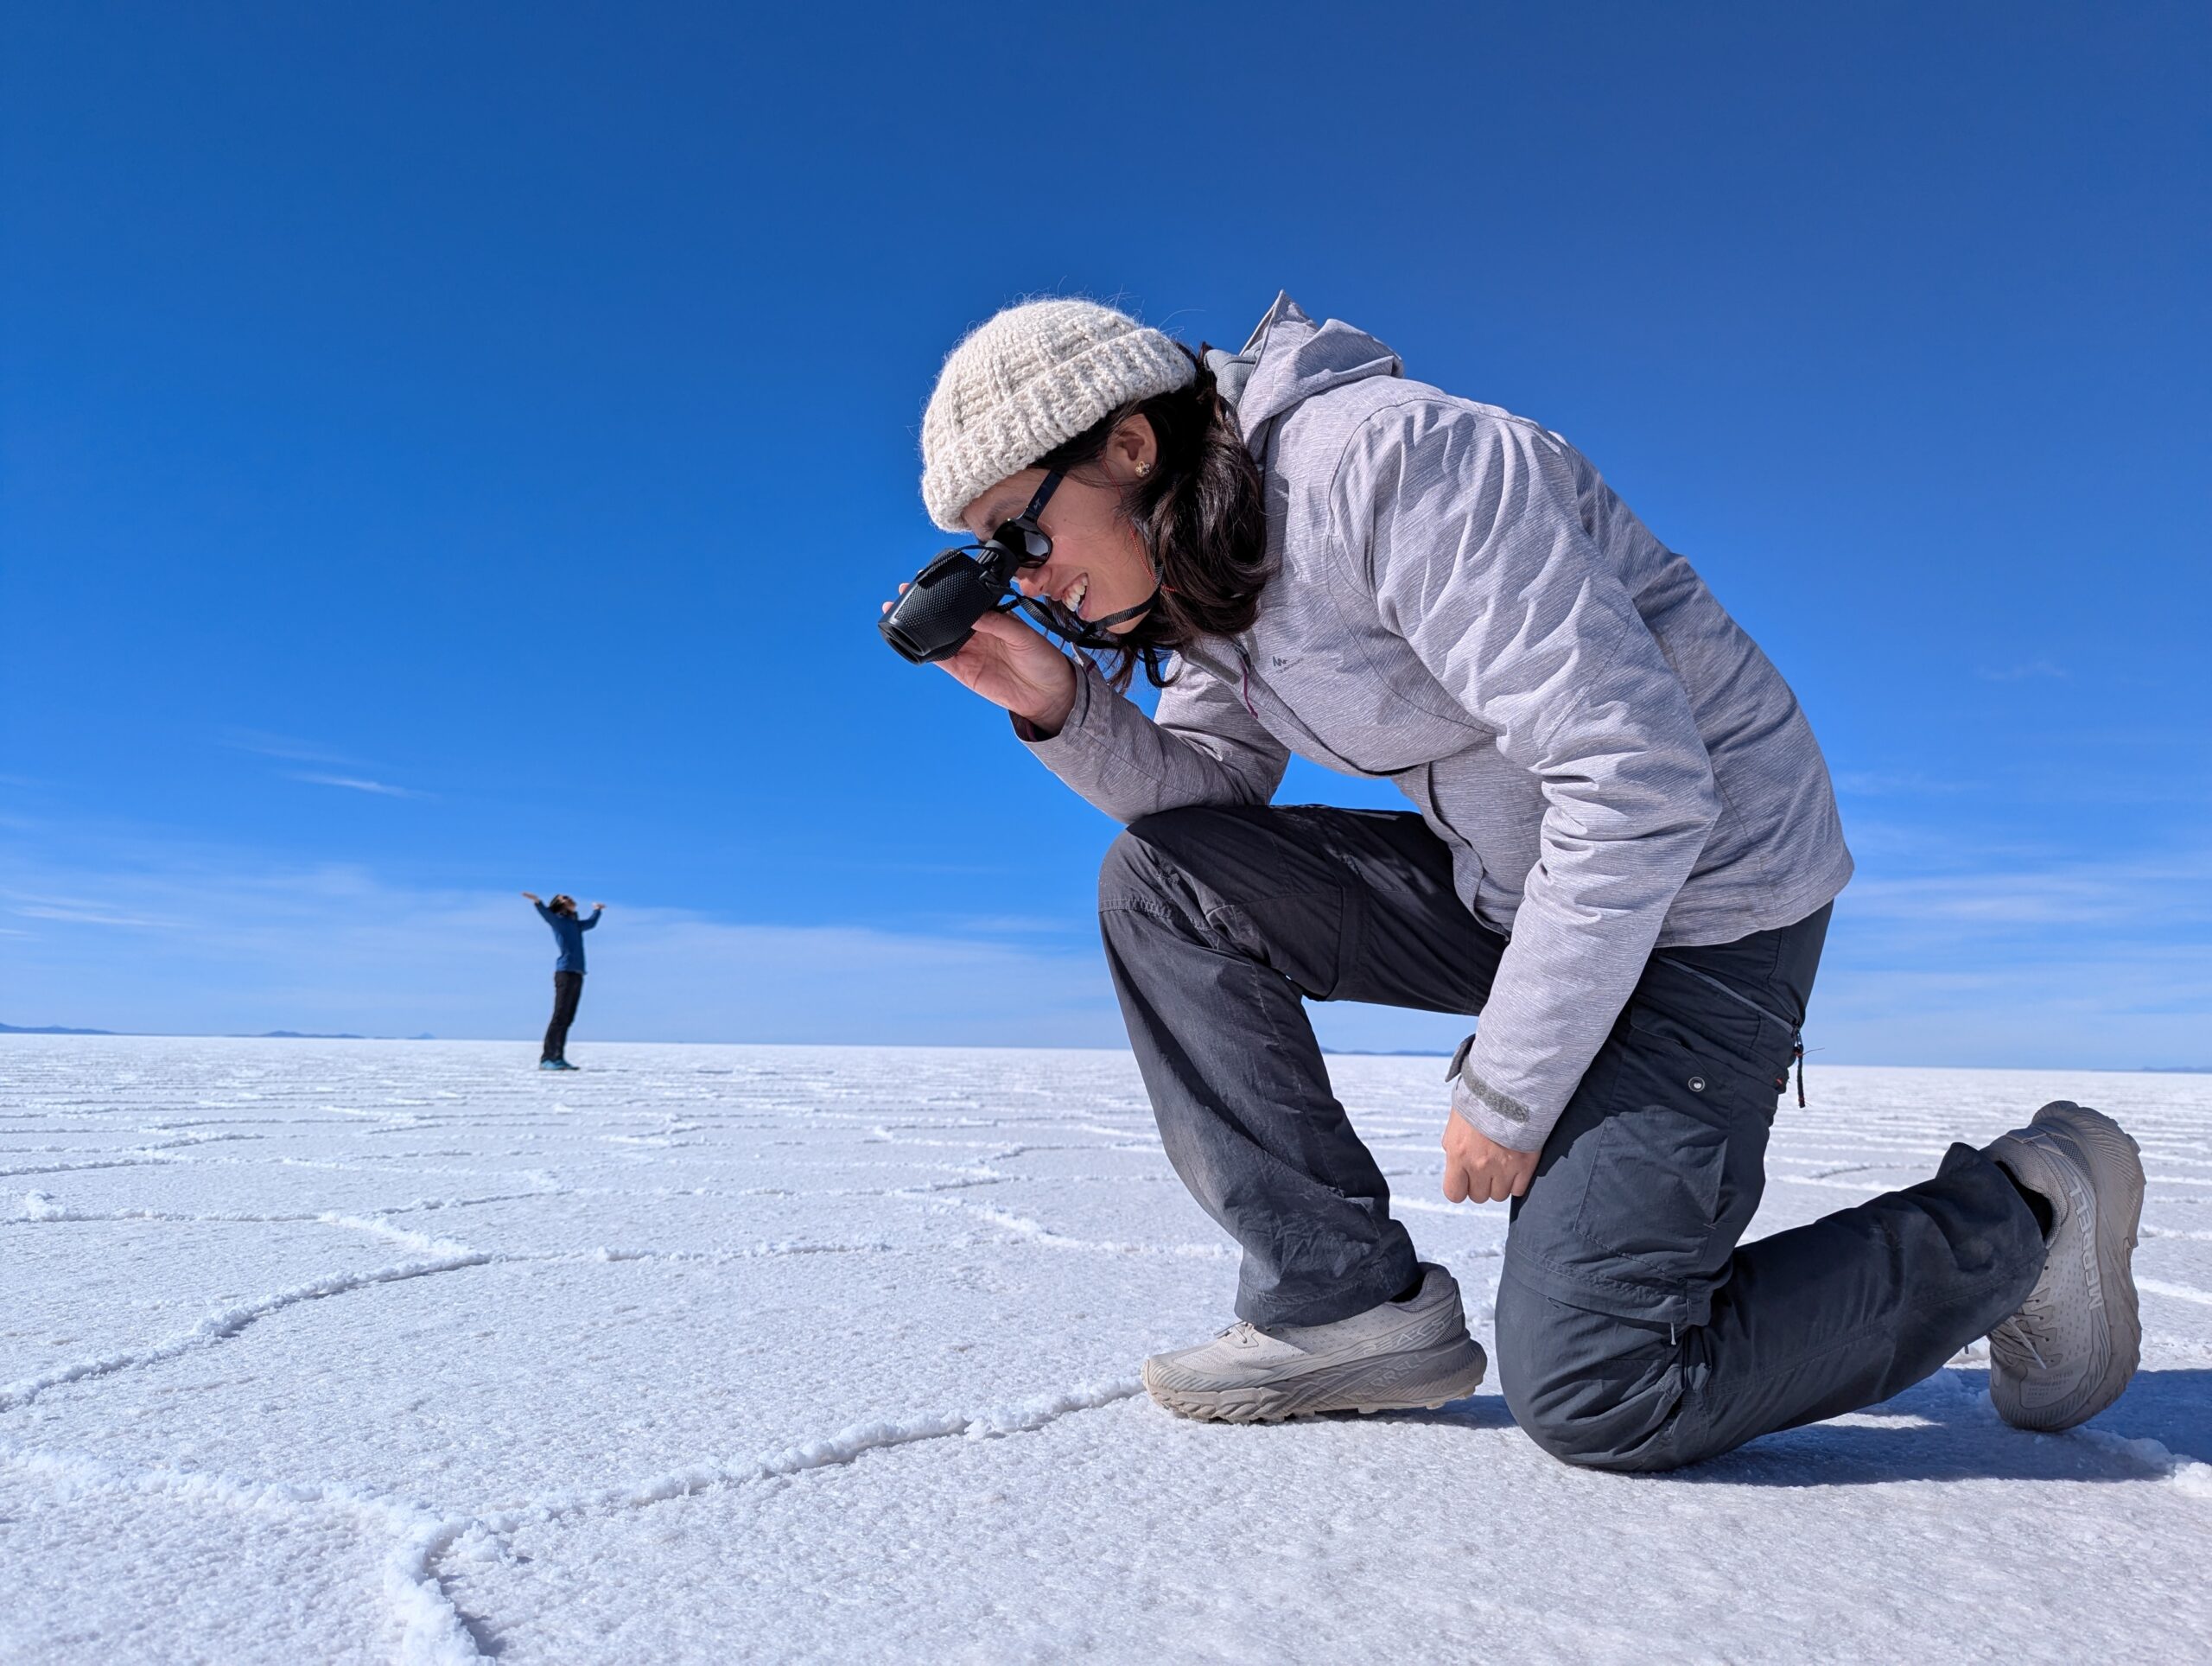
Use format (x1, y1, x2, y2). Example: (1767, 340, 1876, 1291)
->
(1100, 804, 2048, 1472)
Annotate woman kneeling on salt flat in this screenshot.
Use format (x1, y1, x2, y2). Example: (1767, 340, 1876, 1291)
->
(887, 295, 2142, 1470)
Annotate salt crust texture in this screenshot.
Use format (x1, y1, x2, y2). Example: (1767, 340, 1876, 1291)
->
(2, 1036, 2207, 1663)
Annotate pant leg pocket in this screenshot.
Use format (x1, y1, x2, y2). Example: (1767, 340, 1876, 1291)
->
(1620, 998, 1780, 1228)
(1574, 1042, 1731, 1266)
(1589, 1016, 1778, 1317)
(1503, 1020, 1775, 1329)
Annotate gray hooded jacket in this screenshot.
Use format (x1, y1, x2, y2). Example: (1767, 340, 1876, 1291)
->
(1020, 295, 1853, 1152)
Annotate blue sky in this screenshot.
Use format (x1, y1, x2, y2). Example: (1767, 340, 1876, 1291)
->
(3, 3, 2207, 1065)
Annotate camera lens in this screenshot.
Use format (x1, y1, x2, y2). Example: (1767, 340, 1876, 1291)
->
(880, 552, 997, 663)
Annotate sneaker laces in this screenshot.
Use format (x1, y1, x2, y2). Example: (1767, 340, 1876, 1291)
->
(1988, 1132, 2076, 1377)
(1990, 1255, 2062, 1373)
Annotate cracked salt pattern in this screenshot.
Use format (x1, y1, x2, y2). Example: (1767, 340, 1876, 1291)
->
(2, 1037, 2207, 1663)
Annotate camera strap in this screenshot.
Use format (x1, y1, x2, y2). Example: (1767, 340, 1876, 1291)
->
(1015, 562, 1164, 650)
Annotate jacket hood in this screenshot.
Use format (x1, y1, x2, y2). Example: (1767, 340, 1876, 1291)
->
(1203, 293, 1403, 455)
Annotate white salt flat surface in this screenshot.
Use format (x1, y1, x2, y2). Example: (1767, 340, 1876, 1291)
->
(3, 1037, 2208, 1663)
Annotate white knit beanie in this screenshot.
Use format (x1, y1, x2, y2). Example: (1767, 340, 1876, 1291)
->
(919, 298, 1197, 532)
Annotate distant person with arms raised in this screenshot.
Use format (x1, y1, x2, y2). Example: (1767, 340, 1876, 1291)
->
(521, 892, 603, 1071)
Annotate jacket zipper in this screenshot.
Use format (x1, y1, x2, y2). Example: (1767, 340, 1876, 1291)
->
(1234, 645, 1259, 718)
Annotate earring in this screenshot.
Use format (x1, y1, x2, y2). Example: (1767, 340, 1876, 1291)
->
(1136, 461, 1152, 476)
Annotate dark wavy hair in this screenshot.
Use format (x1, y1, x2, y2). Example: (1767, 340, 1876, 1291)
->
(1031, 347, 1268, 691)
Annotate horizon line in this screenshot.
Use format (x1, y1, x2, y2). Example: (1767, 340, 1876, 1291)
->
(2, 1025, 2207, 1074)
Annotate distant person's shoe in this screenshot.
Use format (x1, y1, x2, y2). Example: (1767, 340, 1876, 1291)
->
(1984, 1102, 2144, 1431)
(1142, 1262, 1487, 1422)
(538, 1059, 578, 1071)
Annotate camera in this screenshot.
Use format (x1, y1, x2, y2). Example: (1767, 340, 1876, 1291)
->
(877, 544, 1027, 664)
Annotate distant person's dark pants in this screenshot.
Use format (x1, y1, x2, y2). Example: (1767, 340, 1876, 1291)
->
(1099, 804, 2049, 1472)
(543, 970, 584, 1062)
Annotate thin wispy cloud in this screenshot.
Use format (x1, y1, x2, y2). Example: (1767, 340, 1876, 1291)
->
(1807, 836, 2212, 1065)
(1976, 659, 2070, 683)
(220, 728, 359, 766)
(12, 901, 176, 929)
(1841, 850, 2212, 931)
(290, 773, 427, 799)
(0, 832, 1122, 1045)
(944, 913, 1091, 937)
(1811, 940, 2212, 1071)
(223, 730, 427, 799)
(1833, 770, 1980, 798)
(3, 817, 2206, 1066)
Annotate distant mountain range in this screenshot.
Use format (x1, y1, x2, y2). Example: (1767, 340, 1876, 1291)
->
(1322, 1047, 1453, 1057)
(2, 1022, 2207, 1069)
(0, 1021, 436, 1040)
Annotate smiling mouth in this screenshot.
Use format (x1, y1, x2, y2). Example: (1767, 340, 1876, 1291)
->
(1056, 573, 1090, 618)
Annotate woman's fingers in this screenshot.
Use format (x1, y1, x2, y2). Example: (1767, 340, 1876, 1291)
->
(894, 601, 1070, 723)
(966, 609, 1028, 643)
(969, 609, 1054, 667)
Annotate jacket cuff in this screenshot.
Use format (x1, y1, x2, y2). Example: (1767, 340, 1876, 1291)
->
(1444, 1034, 1551, 1154)
(1010, 653, 1096, 749)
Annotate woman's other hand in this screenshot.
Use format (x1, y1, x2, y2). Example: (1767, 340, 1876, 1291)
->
(1441, 1110, 1540, 1204)
(880, 587, 1077, 735)
(521, 892, 541, 903)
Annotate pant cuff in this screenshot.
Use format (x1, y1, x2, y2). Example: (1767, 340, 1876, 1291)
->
(1235, 1239, 1421, 1330)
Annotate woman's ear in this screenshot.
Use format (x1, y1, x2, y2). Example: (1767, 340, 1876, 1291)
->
(1109, 413, 1159, 480)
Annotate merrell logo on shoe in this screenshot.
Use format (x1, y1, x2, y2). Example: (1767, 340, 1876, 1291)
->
(2012, 1371, 2088, 1412)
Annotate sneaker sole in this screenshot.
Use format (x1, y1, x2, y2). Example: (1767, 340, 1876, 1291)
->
(1994, 1103, 2144, 1432)
(1144, 1336, 1489, 1424)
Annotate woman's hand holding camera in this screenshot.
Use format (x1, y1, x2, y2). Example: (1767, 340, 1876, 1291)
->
(881, 584, 1077, 736)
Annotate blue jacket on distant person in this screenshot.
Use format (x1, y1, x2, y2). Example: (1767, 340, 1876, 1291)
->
(535, 900, 601, 973)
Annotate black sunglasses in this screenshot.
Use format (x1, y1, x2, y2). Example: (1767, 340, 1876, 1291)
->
(984, 470, 1063, 569)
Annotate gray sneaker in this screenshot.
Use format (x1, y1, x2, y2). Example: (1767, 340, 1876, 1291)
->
(1142, 1262, 1488, 1423)
(1984, 1102, 2144, 1433)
